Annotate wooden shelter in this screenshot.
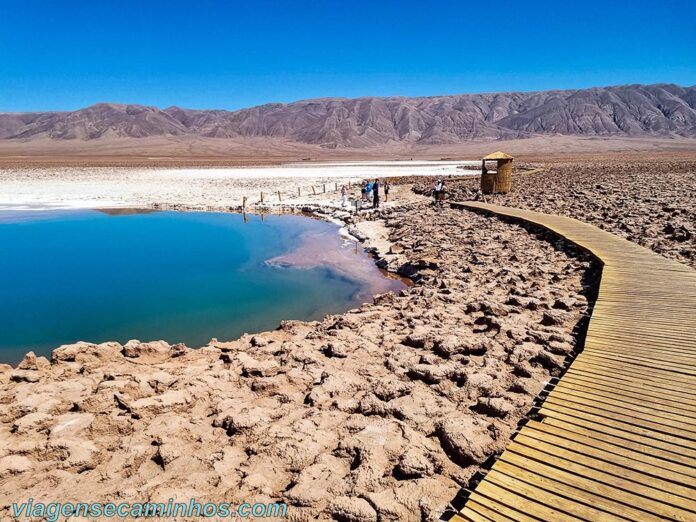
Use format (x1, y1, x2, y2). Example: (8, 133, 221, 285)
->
(481, 151, 513, 194)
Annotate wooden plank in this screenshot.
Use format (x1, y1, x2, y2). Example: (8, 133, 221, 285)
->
(590, 303, 696, 315)
(576, 351, 696, 377)
(543, 394, 696, 441)
(549, 385, 696, 428)
(502, 446, 696, 520)
(473, 481, 586, 522)
(539, 406, 696, 459)
(464, 494, 541, 522)
(490, 463, 659, 521)
(561, 373, 696, 413)
(583, 347, 696, 367)
(571, 358, 696, 387)
(585, 324, 696, 345)
(582, 345, 696, 367)
(525, 420, 696, 480)
(590, 309, 696, 320)
(513, 431, 696, 502)
(452, 508, 490, 522)
(565, 366, 696, 402)
(583, 340, 696, 361)
(586, 325, 696, 341)
(485, 469, 630, 521)
(461, 502, 512, 522)
(583, 337, 696, 358)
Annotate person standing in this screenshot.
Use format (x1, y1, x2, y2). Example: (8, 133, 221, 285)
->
(361, 182, 367, 202)
(438, 180, 446, 206)
(383, 180, 390, 202)
(433, 179, 442, 204)
(341, 185, 348, 207)
(372, 178, 380, 208)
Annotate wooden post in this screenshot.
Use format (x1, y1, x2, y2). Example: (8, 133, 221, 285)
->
(335, 182, 338, 191)
(260, 191, 264, 203)
(242, 196, 247, 210)
(312, 186, 316, 195)
(348, 181, 351, 188)
(298, 187, 301, 196)
(277, 191, 282, 202)
(323, 184, 326, 193)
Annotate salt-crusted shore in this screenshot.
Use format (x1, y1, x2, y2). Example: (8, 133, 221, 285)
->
(0, 186, 599, 521)
(0, 160, 476, 211)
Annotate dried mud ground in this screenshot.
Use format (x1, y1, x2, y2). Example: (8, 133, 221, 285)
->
(0, 202, 598, 521)
(419, 159, 696, 269)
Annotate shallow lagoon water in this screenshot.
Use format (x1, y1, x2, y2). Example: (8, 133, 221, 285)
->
(0, 209, 404, 364)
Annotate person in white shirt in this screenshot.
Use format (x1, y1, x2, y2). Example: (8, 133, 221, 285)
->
(433, 179, 442, 204)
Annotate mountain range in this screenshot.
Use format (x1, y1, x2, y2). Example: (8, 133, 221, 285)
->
(1, 84, 695, 148)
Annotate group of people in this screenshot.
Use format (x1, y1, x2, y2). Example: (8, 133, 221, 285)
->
(361, 179, 390, 208)
(339, 177, 447, 209)
(341, 179, 390, 209)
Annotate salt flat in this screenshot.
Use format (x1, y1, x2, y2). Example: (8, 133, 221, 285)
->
(0, 160, 476, 210)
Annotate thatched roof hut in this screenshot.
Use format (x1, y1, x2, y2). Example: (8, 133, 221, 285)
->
(481, 151, 514, 194)
(482, 151, 514, 161)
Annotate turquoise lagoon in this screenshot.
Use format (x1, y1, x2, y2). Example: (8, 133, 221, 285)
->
(0, 209, 403, 364)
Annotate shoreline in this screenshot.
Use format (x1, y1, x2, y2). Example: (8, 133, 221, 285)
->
(0, 188, 599, 520)
(0, 194, 415, 369)
(0, 203, 407, 367)
(0, 160, 475, 213)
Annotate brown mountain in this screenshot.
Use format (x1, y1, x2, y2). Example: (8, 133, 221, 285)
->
(1, 84, 695, 148)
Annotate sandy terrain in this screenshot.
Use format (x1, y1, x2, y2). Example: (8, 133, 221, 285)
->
(1, 135, 695, 168)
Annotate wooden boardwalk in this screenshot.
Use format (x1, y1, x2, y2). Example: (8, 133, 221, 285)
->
(449, 202, 696, 522)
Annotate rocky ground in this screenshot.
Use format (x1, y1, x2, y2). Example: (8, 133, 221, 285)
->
(0, 202, 598, 521)
(415, 159, 696, 269)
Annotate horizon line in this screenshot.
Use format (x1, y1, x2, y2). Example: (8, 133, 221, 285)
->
(2, 81, 693, 115)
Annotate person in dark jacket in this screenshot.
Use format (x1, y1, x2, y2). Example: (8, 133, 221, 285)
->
(372, 178, 380, 208)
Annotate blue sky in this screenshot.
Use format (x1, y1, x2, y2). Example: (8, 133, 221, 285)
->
(1, 0, 694, 112)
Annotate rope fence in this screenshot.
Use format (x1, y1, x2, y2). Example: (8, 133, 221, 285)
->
(241, 179, 369, 211)
(151, 173, 481, 214)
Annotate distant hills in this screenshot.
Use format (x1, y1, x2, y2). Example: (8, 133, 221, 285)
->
(1, 84, 695, 148)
